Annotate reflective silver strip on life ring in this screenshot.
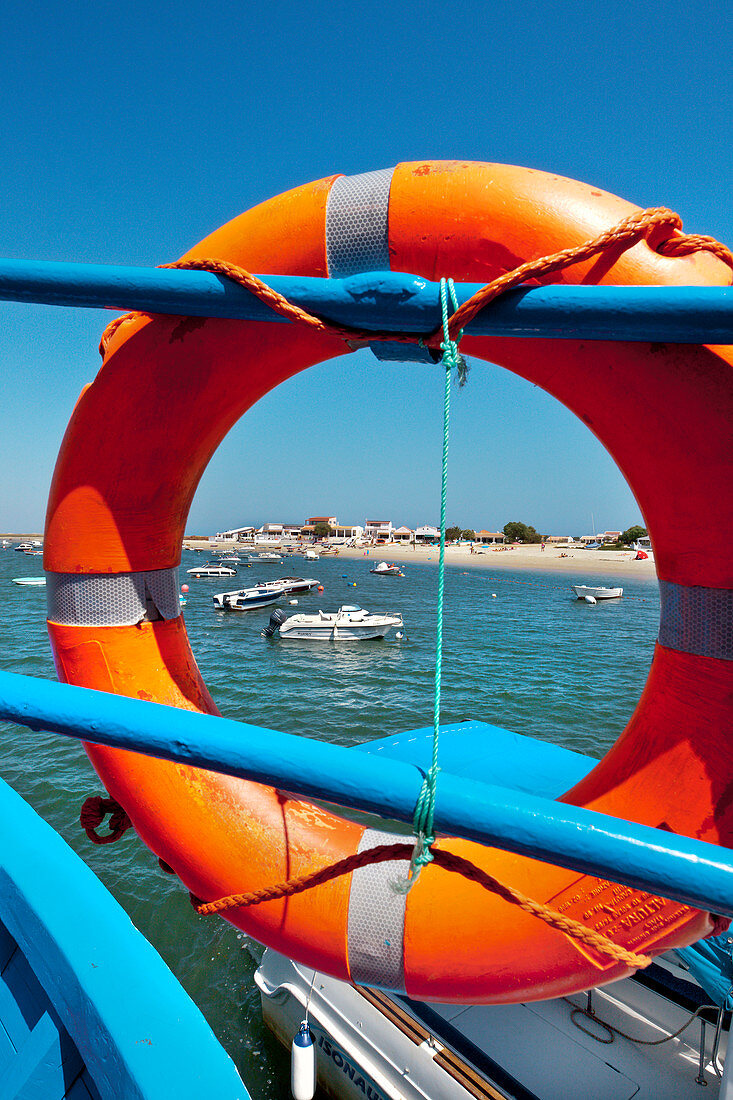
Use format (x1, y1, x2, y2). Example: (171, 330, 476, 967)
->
(658, 581, 733, 660)
(325, 168, 395, 279)
(326, 167, 435, 363)
(46, 568, 181, 626)
(346, 827, 411, 989)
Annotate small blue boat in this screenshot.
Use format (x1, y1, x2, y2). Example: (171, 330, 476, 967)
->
(0, 776, 248, 1099)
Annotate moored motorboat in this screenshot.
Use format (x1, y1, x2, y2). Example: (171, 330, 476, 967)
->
(257, 948, 729, 1100)
(12, 576, 46, 586)
(264, 604, 402, 640)
(187, 563, 237, 578)
(248, 552, 284, 564)
(213, 583, 283, 611)
(269, 575, 320, 594)
(370, 561, 404, 576)
(571, 584, 623, 600)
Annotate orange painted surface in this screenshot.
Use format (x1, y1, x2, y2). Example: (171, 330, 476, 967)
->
(45, 163, 733, 1002)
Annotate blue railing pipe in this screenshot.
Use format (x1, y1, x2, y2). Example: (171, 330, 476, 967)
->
(1, 259, 733, 342)
(1, 671, 732, 917)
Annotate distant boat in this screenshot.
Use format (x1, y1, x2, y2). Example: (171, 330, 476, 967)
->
(263, 604, 403, 640)
(14, 542, 32, 551)
(267, 576, 320, 594)
(248, 552, 284, 564)
(213, 583, 283, 611)
(370, 561, 404, 576)
(12, 576, 46, 586)
(215, 577, 320, 610)
(571, 584, 623, 600)
(186, 563, 237, 578)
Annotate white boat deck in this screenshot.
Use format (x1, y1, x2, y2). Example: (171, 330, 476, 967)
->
(257, 950, 728, 1100)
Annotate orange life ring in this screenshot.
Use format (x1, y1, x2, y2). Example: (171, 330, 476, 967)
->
(44, 162, 733, 1004)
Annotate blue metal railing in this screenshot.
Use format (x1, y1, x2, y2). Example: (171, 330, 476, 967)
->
(1, 670, 732, 917)
(1, 259, 733, 342)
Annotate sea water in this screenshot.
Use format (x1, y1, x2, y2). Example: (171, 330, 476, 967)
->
(0, 548, 659, 1098)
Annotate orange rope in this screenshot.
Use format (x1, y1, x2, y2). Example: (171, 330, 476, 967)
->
(190, 842, 655, 970)
(98, 205, 733, 360)
(438, 207, 733, 342)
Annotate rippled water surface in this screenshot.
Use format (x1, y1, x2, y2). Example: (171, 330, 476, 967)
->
(0, 548, 659, 1097)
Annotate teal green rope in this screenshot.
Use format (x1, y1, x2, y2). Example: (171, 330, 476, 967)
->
(404, 278, 465, 887)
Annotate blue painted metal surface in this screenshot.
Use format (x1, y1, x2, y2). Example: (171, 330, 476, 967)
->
(1, 671, 732, 918)
(357, 719, 594, 799)
(1, 259, 733, 342)
(0, 775, 249, 1099)
(677, 935, 733, 1010)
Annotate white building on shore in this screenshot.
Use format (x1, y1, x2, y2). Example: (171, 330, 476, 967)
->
(415, 525, 440, 544)
(392, 526, 413, 543)
(364, 519, 393, 542)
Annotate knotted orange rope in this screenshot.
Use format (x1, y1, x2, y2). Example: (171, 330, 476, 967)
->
(79, 795, 132, 845)
(98, 205, 733, 359)
(439, 207, 733, 342)
(189, 842, 656, 970)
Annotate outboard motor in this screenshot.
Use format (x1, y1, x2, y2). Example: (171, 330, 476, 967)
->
(262, 608, 288, 637)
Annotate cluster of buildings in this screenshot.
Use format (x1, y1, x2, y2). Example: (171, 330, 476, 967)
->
(215, 516, 505, 545)
(213, 517, 624, 546)
(213, 516, 454, 545)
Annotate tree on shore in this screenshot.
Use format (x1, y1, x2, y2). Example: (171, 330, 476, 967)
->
(445, 525, 462, 542)
(619, 525, 647, 545)
(461, 529, 476, 541)
(313, 522, 332, 539)
(503, 521, 541, 544)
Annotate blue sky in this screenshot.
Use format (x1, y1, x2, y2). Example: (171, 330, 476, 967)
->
(1, 0, 731, 536)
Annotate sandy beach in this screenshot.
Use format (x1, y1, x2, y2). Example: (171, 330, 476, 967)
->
(191, 539, 657, 580)
(333, 542, 656, 578)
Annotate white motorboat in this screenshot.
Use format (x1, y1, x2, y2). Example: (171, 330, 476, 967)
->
(268, 576, 320, 594)
(263, 604, 402, 640)
(14, 543, 32, 551)
(186, 563, 237, 578)
(571, 584, 623, 600)
(370, 561, 404, 576)
(257, 947, 729, 1100)
(213, 584, 283, 611)
(12, 576, 46, 586)
(216, 577, 321, 610)
(248, 552, 284, 564)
